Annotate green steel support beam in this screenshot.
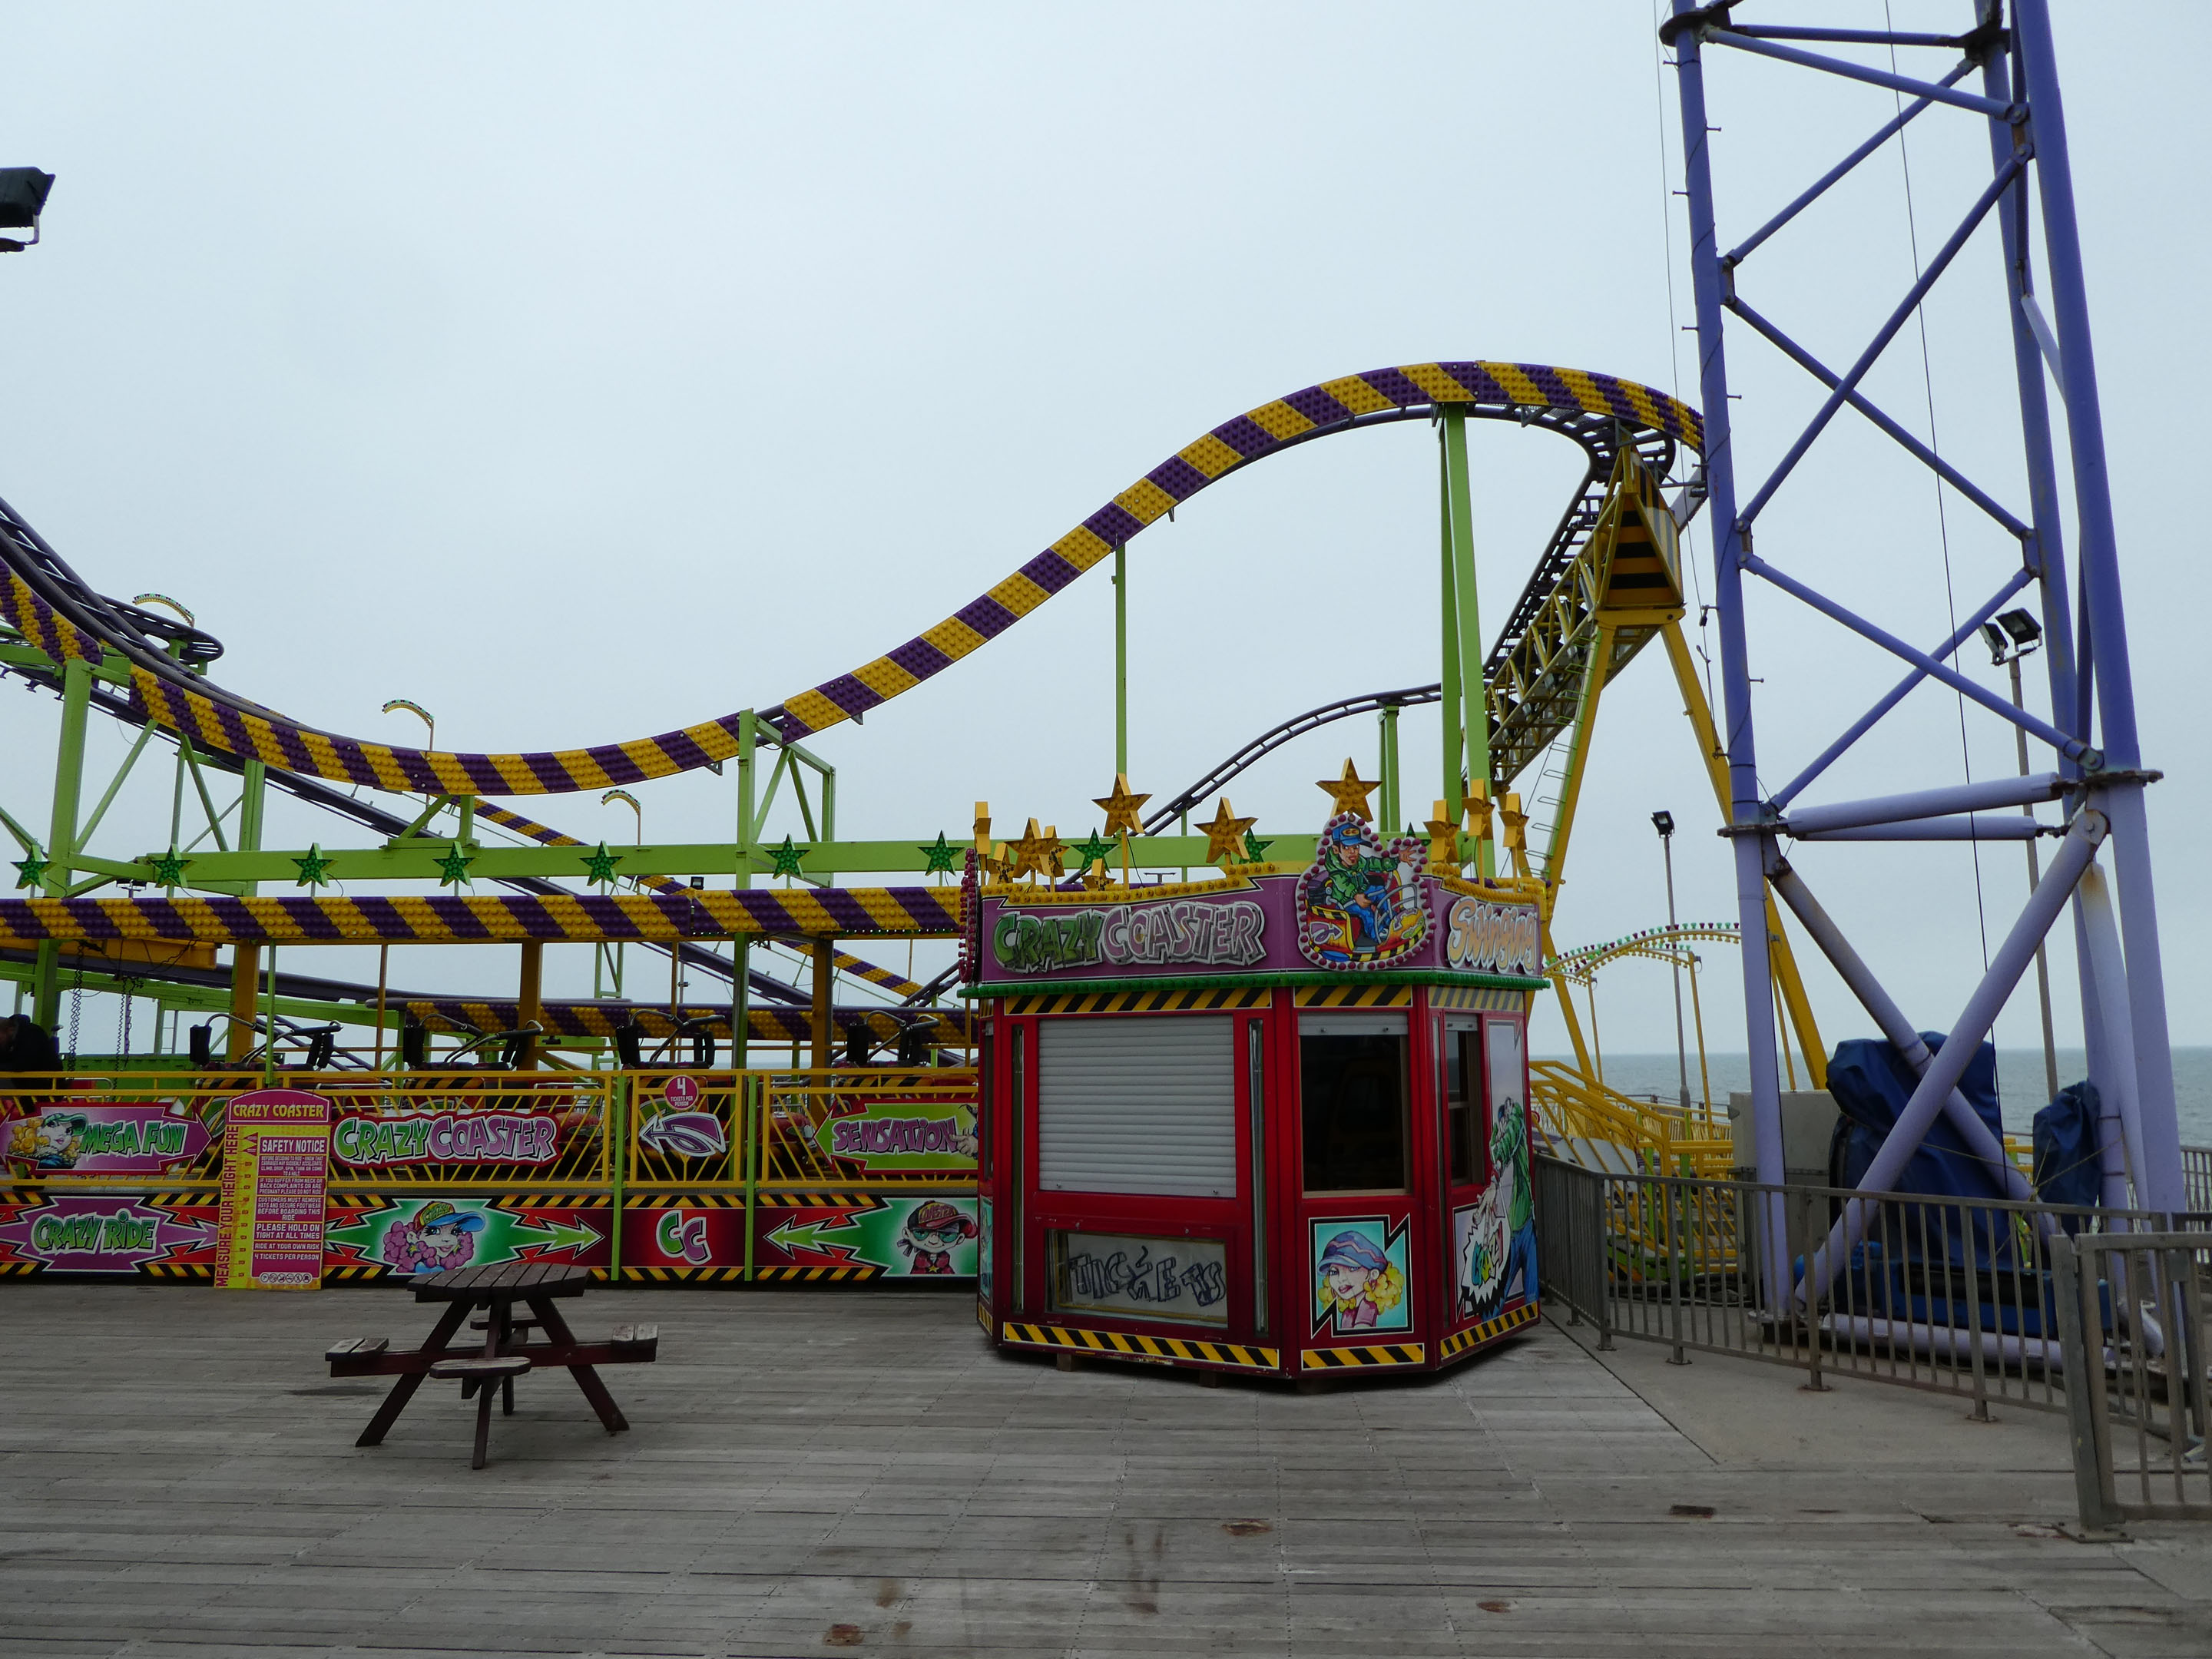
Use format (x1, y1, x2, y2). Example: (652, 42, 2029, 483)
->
(34, 655, 93, 1028)
(1114, 542, 1128, 777)
(120, 832, 1325, 888)
(1438, 442, 1462, 822)
(75, 720, 157, 849)
(1442, 409, 1492, 878)
(1378, 704, 1401, 833)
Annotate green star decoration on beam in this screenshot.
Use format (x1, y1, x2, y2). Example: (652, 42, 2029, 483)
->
(581, 841, 624, 885)
(291, 844, 336, 887)
(1242, 832, 1273, 863)
(918, 833, 958, 876)
(12, 848, 49, 889)
(435, 845, 475, 888)
(768, 835, 807, 880)
(148, 848, 190, 888)
(1069, 829, 1117, 871)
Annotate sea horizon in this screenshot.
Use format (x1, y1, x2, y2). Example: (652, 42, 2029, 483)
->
(1538, 1046, 2212, 1147)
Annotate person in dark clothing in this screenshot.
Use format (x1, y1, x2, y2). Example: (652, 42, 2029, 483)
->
(0, 1015, 61, 1074)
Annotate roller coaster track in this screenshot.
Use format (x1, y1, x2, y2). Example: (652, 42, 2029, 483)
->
(0, 362, 1700, 800)
(1142, 684, 1442, 833)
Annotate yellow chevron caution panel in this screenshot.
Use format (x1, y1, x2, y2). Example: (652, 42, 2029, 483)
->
(1001, 1321, 1280, 1372)
(1300, 1342, 1426, 1370)
(757, 1264, 876, 1283)
(1437, 1300, 1540, 1362)
(623, 1265, 748, 1283)
(975, 1298, 992, 1333)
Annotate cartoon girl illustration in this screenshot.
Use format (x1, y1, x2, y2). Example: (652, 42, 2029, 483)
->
(1315, 1230, 1407, 1333)
(898, 1200, 979, 1276)
(382, 1200, 485, 1274)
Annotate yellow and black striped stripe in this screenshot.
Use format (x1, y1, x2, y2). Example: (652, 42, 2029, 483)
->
(1300, 1342, 1426, 1370)
(624, 1265, 748, 1283)
(1438, 1300, 1540, 1361)
(1427, 984, 1531, 1012)
(996, 986, 1274, 1016)
(1001, 1321, 1281, 1371)
(975, 1297, 992, 1333)
(621, 1191, 751, 1210)
(757, 1264, 876, 1283)
(1294, 984, 1414, 1008)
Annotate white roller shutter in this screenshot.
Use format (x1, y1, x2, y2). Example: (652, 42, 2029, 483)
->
(1037, 1015, 1236, 1197)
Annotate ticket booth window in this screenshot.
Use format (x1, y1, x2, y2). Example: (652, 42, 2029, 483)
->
(1036, 1016, 1236, 1197)
(1298, 1012, 1409, 1194)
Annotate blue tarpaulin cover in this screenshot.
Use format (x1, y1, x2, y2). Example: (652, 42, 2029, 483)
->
(1827, 1031, 2010, 1200)
(2032, 1080, 2103, 1219)
(1826, 1031, 2014, 1273)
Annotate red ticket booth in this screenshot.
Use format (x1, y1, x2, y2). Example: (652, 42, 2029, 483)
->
(967, 814, 1548, 1380)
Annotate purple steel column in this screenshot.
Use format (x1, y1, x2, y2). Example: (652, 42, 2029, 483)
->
(2012, 0, 2183, 1210)
(1671, 3, 1789, 1305)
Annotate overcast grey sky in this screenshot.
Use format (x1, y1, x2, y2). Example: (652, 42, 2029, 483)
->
(2, 3, 2201, 1061)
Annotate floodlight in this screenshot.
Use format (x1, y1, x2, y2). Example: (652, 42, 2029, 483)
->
(1651, 810, 1675, 837)
(0, 168, 54, 251)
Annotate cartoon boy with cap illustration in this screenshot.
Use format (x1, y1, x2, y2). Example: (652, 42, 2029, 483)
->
(383, 1200, 485, 1274)
(897, 1200, 979, 1276)
(1314, 1228, 1407, 1333)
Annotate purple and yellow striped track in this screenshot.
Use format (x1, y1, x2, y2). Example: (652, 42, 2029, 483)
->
(0, 886, 964, 948)
(0, 363, 1695, 794)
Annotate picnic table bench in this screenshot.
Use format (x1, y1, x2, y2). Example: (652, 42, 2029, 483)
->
(325, 1261, 657, 1469)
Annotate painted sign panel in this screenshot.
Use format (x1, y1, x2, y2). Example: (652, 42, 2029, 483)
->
(1310, 1215, 1412, 1336)
(0, 1192, 217, 1273)
(1442, 895, 1544, 979)
(1049, 1229, 1229, 1326)
(2, 1101, 214, 1175)
(217, 1089, 332, 1290)
(815, 1097, 978, 1173)
(975, 866, 1537, 987)
(323, 1196, 608, 1279)
(331, 1110, 562, 1168)
(756, 1196, 981, 1279)
(1455, 1022, 1535, 1325)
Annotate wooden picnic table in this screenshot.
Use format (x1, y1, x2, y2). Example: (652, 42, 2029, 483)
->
(326, 1261, 656, 1469)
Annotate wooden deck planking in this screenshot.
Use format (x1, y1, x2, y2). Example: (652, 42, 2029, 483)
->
(0, 1283, 2206, 1657)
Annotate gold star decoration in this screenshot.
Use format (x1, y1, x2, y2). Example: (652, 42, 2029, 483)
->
(1007, 819, 1063, 883)
(1316, 759, 1379, 820)
(1426, 801, 1461, 868)
(1461, 793, 1495, 842)
(972, 801, 992, 855)
(147, 847, 190, 888)
(769, 835, 808, 880)
(291, 844, 336, 887)
(13, 847, 50, 889)
(1091, 774, 1150, 838)
(1198, 798, 1257, 866)
(581, 841, 624, 884)
(435, 845, 475, 888)
(1497, 792, 1528, 852)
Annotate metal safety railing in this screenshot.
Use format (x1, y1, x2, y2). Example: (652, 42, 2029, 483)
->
(2184, 1145, 2212, 1216)
(1530, 1060, 1737, 1179)
(2052, 1231, 2212, 1528)
(1534, 1155, 2171, 1422)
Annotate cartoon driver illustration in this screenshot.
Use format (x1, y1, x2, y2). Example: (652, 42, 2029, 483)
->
(897, 1200, 978, 1276)
(1315, 1230, 1406, 1333)
(1302, 819, 1422, 966)
(382, 1200, 485, 1274)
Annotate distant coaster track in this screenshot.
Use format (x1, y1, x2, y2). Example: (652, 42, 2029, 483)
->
(0, 361, 1699, 798)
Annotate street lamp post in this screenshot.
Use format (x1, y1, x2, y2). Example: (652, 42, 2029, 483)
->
(1982, 609, 2061, 1104)
(1652, 810, 1690, 1112)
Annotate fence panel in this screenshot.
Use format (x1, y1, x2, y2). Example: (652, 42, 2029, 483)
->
(754, 1068, 979, 1189)
(2056, 1231, 2212, 1527)
(1533, 1155, 2158, 1422)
